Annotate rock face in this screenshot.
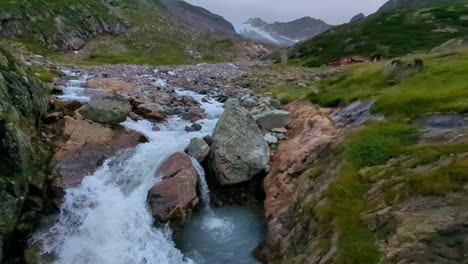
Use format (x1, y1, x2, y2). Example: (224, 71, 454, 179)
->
(349, 13, 366, 23)
(210, 99, 270, 185)
(0, 49, 50, 260)
(79, 94, 131, 125)
(160, 0, 237, 38)
(254, 110, 291, 130)
(147, 152, 199, 222)
(259, 101, 338, 261)
(53, 117, 146, 190)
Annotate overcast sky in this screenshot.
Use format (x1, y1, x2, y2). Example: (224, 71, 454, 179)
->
(185, 0, 388, 26)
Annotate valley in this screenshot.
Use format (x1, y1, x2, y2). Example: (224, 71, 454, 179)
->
(1, 0, 468, 263)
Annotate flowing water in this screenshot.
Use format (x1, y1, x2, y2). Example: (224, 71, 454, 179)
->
(37, 79, 265, 263)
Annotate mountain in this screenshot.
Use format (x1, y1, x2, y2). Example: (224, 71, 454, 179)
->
(349, 13, 366, 23)
(238, 17, 332, 47)
(0, 0, 266, 65)
(289, 1, 468, 66)
(378, 0, 460, 12)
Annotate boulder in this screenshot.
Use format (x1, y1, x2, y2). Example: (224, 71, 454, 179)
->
(254, 110, 291, 130)
(210, 99, 270, 185)
(136, 103, 166, 121)
(185, 138, 210, 162)
(53, 117, 147, 190)
(79, 94, 131, 125)
(147, 152, 199, 222)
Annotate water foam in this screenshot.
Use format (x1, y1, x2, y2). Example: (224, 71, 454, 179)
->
(36, 89, 230, 264)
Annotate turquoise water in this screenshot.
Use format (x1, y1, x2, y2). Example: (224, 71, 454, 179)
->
(179, 205, 266, 264)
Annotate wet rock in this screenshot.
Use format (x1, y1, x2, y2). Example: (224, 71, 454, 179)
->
(210, 99, 270, 185)
(181, 108, 205, 122)
(185, 123, 202, 132)
(147, 152, 199, 223)
(53, 100, 82, 116)
(254, 110, 291, 130)
(53, 117, 147, 190)
(128, 112, 142, 122)
(43, 112, 64, 124)
(79, 94, 131, 125)
(331, 100, 384, 127)
(185, 138, 210, 162)
(136, 103, 167, 121)
(203, 135, 213, 146)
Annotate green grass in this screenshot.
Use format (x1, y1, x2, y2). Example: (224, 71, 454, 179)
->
(307, 49, 468, 119)
(312, 122, 419, 263)
(291, 2, 468, 67)
(25, 67, 57, 83)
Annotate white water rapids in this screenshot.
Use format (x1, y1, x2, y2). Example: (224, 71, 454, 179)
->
(35, 84, 237, 263)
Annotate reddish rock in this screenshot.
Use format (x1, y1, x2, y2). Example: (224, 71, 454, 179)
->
(147, 152, 199, 222)
(53, 100, 82, 116)
(259, 101, 338, 261)
(86, 78, 134, 93)
(53, 117, 147, 190)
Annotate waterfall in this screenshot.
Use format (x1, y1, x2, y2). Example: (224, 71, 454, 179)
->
(190, 157, 213, 214)
(34, 89, 227, 264)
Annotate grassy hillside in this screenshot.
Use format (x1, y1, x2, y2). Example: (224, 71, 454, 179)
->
(267, 48, 468, 263)
(289, 1, 468, 67)
(0, 0, 246, 65)
(378, 0, 461, 12)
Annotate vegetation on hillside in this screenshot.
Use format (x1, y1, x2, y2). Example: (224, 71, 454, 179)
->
(264, 47, 468, 263)
(289, 1, 468, 66)
(0, 0, 242, 65)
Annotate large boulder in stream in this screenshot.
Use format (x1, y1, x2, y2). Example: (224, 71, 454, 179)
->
(147, 152, 199, 223)
(79, 94, 131, 125)
(210, 99, 270, 185)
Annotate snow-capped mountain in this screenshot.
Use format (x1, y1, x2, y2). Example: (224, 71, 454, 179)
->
(237, 17, 332, 47)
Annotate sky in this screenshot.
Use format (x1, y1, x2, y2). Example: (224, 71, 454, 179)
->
(185, 0, 389, 26)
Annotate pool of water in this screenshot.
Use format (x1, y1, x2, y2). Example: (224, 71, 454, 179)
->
(178, 205, 265, 264)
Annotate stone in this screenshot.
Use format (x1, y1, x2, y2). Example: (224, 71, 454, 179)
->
(79, 94, 131, 125)
(210, 99, 270, 185)
(53, 117, 147, 190)
(254, 110, 291, 130)
(264, 133, 278, 144)
(203, 135, 213, 146)
(86, 78, 134, 93)
(136, 103, 167, 121)
(181, 108, 205, 122)
(147, 152, 199, 222)
(185, 138, 210, 162)
(332, 100, 385, 127)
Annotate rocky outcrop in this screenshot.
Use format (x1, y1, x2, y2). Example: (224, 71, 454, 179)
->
(79, 94, 131, 125)
(147, 152, 199, 223)
(52, 117, 146, 190)
(0, 48, 50, 261)
(349, 13, 366, 23)
(210, 99, 270, 185)
(258, 101, 338, 261)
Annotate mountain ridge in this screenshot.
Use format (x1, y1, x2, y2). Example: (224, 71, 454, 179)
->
(239, 16, 332, 47)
